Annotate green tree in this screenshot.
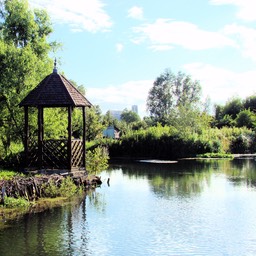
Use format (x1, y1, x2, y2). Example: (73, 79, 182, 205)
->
(214, 97, 244, 128)
(222, 97, 243, 119)
(244, 95, 256, 113)
(236, 109, 256, 129)
(0, 0, 57, 157)
(120, 108, 140, 124)
(147, 69, 202, 124)
(168, 104, 212, 134)
(86, 106, 105, 141)
(86, 146, 109, 174)
(69, 79, 86, 96)
(102, 110, 115, 127)
(143, 116, 154, 127)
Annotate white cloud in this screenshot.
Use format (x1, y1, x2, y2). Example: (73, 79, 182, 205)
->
(149, 45, 174, 51)
(87, 64, 256, 116)
(222, 23, 256, 61)
(87, 80, 153, 116)
(184, 62, 256, 105)
(87, 63, 256, 116)
(132, 19, 237, 51)
(127, 6, 144, 20)
(29, 0, 112, 32)
(116, 43, 124, 53)
(210, 0, 256, 21)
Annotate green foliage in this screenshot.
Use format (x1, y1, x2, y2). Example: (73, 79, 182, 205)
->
(120, 108, 140, 123)
(3, 196, 30, 208)
(230, 132, 256, 154)
(168, 105, 212, 134)
(147, 69, 202, 124)
(102, 110, 115, 127)
(235, 109, 256, 129)
(86, 106, 105, 141)
(213, 96, 256, 129)
(222, 97, 243, 119)
(196, 153, 234, 159)
(43, 180, 59, 198)
(108, 125, 256, 159)
(86, 146, 109, 174)
(0, 170, 23, 180)
(43, 108, 68, 139)
(43, 177, 77, 198)
(0, 0, 58, 161)
(244, 95, 256, 113)
(59, 177, 77, 197)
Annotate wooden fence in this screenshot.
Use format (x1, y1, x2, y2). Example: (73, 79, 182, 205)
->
(27, 139, 84, 170)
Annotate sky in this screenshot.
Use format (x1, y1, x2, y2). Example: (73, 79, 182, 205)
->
(28, 0, 256, 117)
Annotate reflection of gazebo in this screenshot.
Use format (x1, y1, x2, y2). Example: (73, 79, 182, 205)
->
(19, 62, 92, 172)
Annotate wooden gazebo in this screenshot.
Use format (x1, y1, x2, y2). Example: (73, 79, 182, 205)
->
(19, 62, 92, 172)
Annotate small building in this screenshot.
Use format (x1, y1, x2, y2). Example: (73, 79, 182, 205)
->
(103, 125, 120, 139)
(19, 61, 92, 172)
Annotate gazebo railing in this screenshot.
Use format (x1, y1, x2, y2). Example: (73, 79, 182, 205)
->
(43, 139, 68, 169)
(71, 139, 84, 167)
(27, 139, 84, 169)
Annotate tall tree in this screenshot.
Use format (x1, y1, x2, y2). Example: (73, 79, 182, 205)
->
(0, 0, 57, 156)
(147, 69, 202, 124)
(222, 97, 243, 119)
(235, 109, 256, 129)
(86, 106, 105, 141)
(120, 108, 140, 124)
(214, 97, 243, 128)
(244, 95, 256, 113)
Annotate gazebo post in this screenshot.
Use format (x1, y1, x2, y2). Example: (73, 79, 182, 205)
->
(38, 106, 43, 169)
(24, 106, 29, 167)
(68, 106, 73, 170)
(82, 106, 86, 168)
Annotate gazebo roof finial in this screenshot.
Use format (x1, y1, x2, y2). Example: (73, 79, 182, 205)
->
(53, 58, 58, 73)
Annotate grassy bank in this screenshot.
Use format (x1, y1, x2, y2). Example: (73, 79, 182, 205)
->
(0, 170, 102, 229)
(0, 193, 87, 229)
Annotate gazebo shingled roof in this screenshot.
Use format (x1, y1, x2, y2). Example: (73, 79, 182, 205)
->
(19, 69, 92, 107)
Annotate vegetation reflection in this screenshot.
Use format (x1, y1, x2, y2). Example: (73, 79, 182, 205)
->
(109, 159, 256, 198)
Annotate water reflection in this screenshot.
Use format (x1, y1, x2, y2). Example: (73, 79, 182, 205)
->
(0, 159, 256, 256)
(87, 190, 106, 213)
(0, 198, 89, 256)
(225, 158, 256, 187)
(109, 158, 256, 198)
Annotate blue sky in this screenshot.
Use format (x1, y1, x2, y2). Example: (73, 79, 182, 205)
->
(29, 0, 256, 117)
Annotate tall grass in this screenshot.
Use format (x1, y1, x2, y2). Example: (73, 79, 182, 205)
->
(107, 126, 256, 159)
(0, 170, 23, 180)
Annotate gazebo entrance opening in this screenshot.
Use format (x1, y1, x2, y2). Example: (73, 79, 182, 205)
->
(20, 63, 92, 172)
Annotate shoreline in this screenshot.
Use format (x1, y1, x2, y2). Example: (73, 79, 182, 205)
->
(0, 172, 102, 228)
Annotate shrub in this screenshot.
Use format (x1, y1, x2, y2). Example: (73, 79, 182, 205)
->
(3, 196, 31, 208)
(86, 146, 109, 174)
(0, 170, 23, 180)
(42, 177, 78, 198)
(107, 125, 256, 159)
(43, 180, 59, 198)
(230, 134, 255, 153)
(197, 153, 233, 159)
(59, 177, 77, 198)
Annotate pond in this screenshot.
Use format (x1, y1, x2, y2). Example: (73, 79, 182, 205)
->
(0, 158, 256, 256)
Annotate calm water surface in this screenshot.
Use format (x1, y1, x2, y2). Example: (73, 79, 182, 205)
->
(0, 159, 256, 256)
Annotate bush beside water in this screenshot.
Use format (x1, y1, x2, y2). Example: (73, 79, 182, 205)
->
(42, 177, 78, 198)
(107, 126, 256, 159)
